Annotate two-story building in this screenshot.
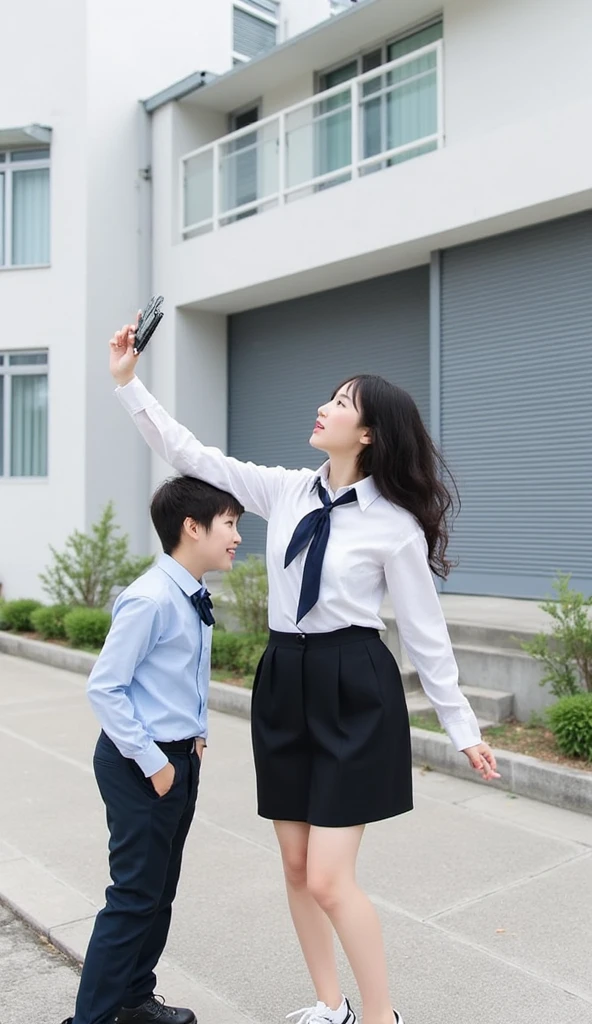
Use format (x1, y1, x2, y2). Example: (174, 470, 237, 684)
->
(1, 0, 591, 600)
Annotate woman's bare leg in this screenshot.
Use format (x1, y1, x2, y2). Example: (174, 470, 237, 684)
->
(274, 820, 342, 1010)
(307, 825, 393, 1024)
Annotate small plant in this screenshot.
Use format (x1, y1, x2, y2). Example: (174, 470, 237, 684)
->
(0, 600, 7, 629)
(222, 554, 268, 634)
(547, 693, 592, 761)
(64, 608, 111, 650)
(30, 604, 72, 641)
(211, 630, 267, 678)
(521, 574, 592, 698)
(40, 502, 153, 609)
(1, 599, 43, 632)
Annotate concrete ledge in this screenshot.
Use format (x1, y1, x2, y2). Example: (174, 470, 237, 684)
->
(3, 631, 591, 817)
(0, 631, 96, 675)
(410, 728, 592, 816)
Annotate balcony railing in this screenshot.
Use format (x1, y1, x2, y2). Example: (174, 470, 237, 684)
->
(181, 40, 443, 238)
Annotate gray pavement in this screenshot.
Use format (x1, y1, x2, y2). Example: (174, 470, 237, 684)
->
(1, 652, 592, 1024)
(0, 902, 80, 1024)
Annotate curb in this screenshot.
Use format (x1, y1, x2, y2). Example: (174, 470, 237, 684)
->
(2, 631, 591, 816)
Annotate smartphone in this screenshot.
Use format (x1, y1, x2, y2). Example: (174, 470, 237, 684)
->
(133, 295, 164, 354)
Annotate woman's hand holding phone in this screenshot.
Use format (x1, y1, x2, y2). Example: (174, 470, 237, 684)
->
(109, 314, 140, 388)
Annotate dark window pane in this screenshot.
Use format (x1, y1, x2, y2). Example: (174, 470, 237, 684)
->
(10, 373, 48, 477)
(9, 352, 48, 366)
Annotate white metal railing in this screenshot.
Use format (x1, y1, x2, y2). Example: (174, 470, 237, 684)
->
(181, 40, 443, 238)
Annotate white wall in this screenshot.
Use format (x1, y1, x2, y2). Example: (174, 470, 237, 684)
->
(444, 0, 592, 143)
(164, 0, 592, 312)
(0, 0, 88, 599)
(281, 0, 331, 39)
(170, 95, 592, 312)
(82, 0, 237, 559)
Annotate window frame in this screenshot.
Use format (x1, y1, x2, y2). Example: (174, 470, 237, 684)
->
(316, 16, 443, 87)
(0, 350, 49, 480)
(0, 147, 51, 270)
(232, 0, 280, 65)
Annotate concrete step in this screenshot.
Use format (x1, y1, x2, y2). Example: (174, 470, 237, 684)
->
(406, 684, 513, 725)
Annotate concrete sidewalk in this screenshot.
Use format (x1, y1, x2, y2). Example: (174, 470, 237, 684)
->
(1, 653, 591, 1024)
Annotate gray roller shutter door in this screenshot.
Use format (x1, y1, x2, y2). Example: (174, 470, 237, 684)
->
(229, 267, 430, 556)
(441, 212, 592, 599)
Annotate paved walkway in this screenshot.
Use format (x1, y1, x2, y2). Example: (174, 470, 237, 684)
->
(1, 653, 591, 1024)
(0, 903, 80, 1024)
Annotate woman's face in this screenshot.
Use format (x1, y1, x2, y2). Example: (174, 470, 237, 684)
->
(309, 380, 371, 455)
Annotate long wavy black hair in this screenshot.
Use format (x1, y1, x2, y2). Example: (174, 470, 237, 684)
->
(332, 375, 459, 579)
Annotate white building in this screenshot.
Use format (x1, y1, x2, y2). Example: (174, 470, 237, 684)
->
(1, 0, 591, 601)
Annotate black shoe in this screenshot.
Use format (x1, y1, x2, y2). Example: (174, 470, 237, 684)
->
(59, 1019, 73, 1024)
(116, 995, 197, 1024)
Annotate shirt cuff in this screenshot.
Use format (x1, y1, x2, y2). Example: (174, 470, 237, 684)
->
(115, 376, 155, 415)
(444, 714, 482, 752)
(134, 742, 169, 778)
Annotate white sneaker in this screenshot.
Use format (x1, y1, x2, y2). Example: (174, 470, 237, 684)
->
(287, 997, 357, 1024)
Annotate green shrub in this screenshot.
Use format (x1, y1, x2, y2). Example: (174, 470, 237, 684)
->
(211, 630, 267, 679)
(1, 599, 43, 632)
(30, 604, 72, 640)
(223, 555, 268, 634)
(521, 573, 592, 697)
(547, 693, 592, 761)
(0, 601, 7, 629)
(40, 502, 153, 609)
(64, 608, 111, 650)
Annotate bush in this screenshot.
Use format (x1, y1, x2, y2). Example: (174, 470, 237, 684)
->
(1, 599, 43, 632)
(521, 573, 592, 697)
(547, 693, 592, 761)
(40, 502, 153, 609)
(0, 601, 7, 629)
(30, 604, 72, 640)
(223, 555, 268, 634)
(211, 630, 267, 680)
(64, 608, 111, 650)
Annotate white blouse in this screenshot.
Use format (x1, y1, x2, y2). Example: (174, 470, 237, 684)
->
(117, 376, 481, 751)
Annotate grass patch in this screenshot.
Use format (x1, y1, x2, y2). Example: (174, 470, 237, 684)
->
(482, 719, 592, 772)
(409, 711, 445, 733)
(408, 710, 592, 773)
(211, 670, 253, 689)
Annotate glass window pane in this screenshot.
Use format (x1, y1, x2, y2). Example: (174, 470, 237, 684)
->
(9, 353, 48, 366)
(11, 373, 48, 477)
(0, 172, 4, 266)
(12, 167, 50, 265)
(0, 153, 5, 162)
(10, 148, 50, 162)
(0, 377, 3, 475)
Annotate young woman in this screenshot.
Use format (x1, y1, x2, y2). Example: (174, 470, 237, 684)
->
(109, 324, 499, 1024)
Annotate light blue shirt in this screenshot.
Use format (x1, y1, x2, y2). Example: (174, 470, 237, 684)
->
(87, 554, 212, 778)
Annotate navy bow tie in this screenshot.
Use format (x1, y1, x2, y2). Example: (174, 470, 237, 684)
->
(191, 588, 215, 627)
(284, 478, 357, 623)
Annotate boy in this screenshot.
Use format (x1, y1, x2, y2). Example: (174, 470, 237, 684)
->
(61, 475, 243, 1024)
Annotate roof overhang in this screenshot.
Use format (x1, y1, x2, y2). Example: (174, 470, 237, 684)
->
(0, 124, 52, 148)
(144, 0, 441, 115)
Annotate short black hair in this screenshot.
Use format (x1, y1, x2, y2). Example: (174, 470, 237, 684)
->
(150, 476, 244, 555)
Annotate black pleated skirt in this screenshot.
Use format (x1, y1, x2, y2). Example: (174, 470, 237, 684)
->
(251, 625, 413, 827)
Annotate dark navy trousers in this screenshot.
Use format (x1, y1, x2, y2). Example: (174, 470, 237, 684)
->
(73, 732, 200, 1024)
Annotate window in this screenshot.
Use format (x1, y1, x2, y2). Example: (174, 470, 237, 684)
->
(316, 20, 443, 182)
(0, 352, 48, 477)
(233, 0, 279, 64)
(0, 147, 50, 267)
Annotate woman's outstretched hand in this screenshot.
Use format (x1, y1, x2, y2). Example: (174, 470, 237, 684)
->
(109, 315, 140, 387)
(462, 741, 501, 781)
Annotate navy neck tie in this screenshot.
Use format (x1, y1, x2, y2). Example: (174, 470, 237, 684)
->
(191, 588, 215, 627)
(285, 478, 357, 623)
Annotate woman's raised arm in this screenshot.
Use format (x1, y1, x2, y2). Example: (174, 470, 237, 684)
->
(110, 323, 291, 519)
